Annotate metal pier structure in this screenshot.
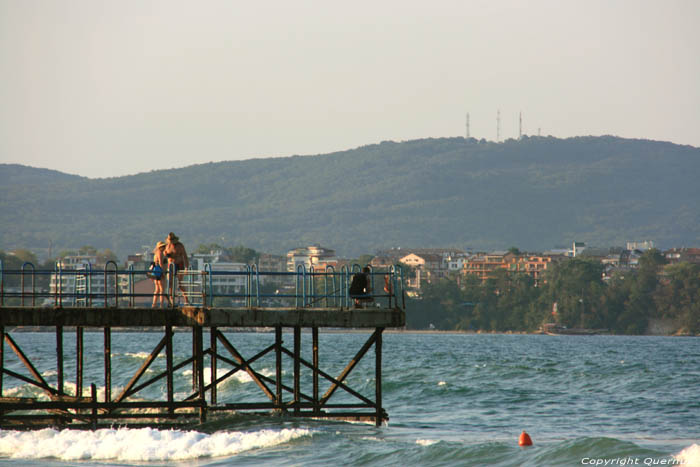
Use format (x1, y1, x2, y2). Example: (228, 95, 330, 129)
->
(0, 262, 406, 429)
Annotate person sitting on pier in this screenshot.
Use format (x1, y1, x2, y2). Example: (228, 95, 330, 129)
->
(164, 232, 190, 305)
(150, 241, 169, 308)
(349, 266, 373, 308)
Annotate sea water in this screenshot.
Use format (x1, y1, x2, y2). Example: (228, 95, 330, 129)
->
(0, 331, 697, 466)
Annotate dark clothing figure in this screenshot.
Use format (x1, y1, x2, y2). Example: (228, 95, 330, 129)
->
(349, 267, 373, 307)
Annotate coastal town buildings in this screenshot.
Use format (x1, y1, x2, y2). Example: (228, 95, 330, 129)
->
(286, 245, 337, 272)
(49, 254, 114, 305)
(27, 237, 700, 303)
(462, 252, 557, 284)
(393, 249, 468, 290)
(257, 253, 286, 273)
(664, 247, 700, 265)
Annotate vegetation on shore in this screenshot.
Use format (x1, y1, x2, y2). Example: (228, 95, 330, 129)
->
(406, 249, 700, 335)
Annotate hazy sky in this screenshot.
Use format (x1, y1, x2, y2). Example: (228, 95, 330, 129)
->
(1, 0, 698, 179)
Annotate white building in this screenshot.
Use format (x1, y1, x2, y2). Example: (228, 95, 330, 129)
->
(286, 245, 337, 272)
(572, 242, 586, 257)
(190, 255, 248, 293)
(626, 240, 655, 252)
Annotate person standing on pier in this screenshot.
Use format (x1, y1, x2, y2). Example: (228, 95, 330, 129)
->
(164, 232, 190, 305)
(150, 241, 169, 308)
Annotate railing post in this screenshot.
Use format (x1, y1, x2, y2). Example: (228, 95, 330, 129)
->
(308, 266, 315, 308)
(20, 262, 36, 307)
(105, 261, 118, 307)
(205, 264, 213, 307)
(341, 265, 349, 308)
(87, 263, 92, 307)
(253, 264, 261, 307)
(245, 265, 251, 308)
(128, 264, 134, 308)
(55, 262, 63, 307)
(200, 270, 206, 306)
(388, 265, 395, 308)
(295, 264, 307, 308)
(324, 266, 335, 307)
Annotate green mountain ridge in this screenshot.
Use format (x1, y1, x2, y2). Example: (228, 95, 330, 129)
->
(1, 136, 698, 259)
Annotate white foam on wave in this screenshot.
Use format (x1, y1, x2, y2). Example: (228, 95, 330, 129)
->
(124, 351, 156, 359)
(183, 367, 275, 386)
(416, 439, 438, 446)
(675, 444, 700, 467)
(1, 379, 120, 402)
(0, 427, 311, 461)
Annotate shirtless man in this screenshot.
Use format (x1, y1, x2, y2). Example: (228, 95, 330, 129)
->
(164, 232, 190, 305)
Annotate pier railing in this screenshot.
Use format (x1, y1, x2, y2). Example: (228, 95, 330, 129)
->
(0, 260, 405, 310)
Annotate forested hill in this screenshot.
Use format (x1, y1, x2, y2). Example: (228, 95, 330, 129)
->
(1, 136, 699, 259)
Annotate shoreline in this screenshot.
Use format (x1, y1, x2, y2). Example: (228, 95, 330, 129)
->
(4, 326, 696, 337)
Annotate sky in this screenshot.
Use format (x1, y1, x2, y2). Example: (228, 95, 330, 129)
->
(1, 0, 698, 179)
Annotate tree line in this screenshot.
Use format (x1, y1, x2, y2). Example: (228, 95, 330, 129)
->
(406, 249, 700, 335)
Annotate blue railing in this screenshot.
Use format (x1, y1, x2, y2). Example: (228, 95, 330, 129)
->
(0, 260, 405, 310)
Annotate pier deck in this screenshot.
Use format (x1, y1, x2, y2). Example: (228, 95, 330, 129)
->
(0, 306, 404, 328)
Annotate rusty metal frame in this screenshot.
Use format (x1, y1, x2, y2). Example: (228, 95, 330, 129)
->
(0, 323, 387, 429)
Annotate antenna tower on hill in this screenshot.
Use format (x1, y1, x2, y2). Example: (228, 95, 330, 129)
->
(519, 112, 522, 139)
(466, 113, 470, 138)
(496, 109, 501, 142)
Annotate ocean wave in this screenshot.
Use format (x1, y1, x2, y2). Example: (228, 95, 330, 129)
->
(0, 380, 120, 402)
(416, 439, 439, 446)
(182, 367, 275, 386)
(0, 427, 312, 461)
(675, 444, 700, 467)
(123, 351, 157, 359)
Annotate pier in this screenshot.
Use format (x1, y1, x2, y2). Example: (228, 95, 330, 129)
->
(0, 263, 405, 429)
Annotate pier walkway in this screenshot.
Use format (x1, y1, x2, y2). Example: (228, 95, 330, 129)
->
(0, 262, 406, 429)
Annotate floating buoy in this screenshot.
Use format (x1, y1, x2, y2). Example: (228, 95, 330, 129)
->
(518, 431, 533, 446)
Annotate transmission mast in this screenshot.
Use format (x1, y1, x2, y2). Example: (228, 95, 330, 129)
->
(519, 112, 522, 139)
(496, 109, 501, 142)
(466, 113, 470, 139)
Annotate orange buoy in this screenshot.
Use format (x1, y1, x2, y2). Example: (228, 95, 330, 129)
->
(518, 431, 533, 446)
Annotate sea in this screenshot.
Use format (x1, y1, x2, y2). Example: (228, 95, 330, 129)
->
(0, 331, 697, 466)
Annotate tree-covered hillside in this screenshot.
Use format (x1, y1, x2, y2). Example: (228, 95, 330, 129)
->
(1, 136, 698, 258)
